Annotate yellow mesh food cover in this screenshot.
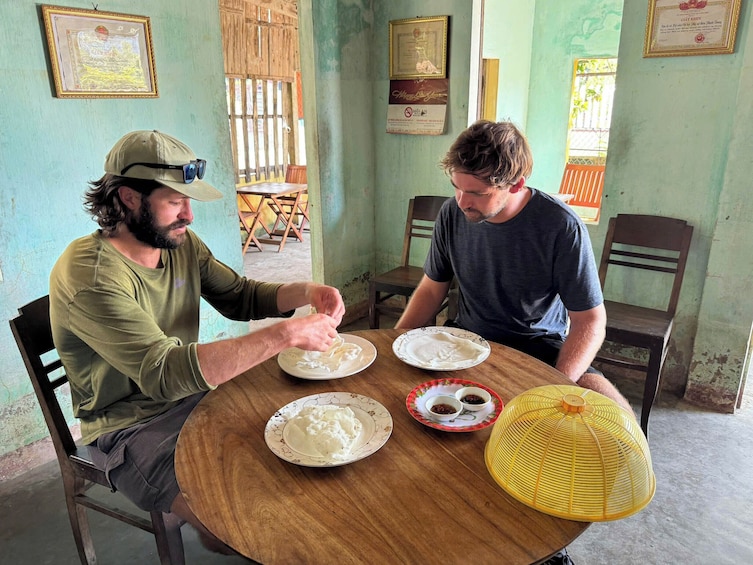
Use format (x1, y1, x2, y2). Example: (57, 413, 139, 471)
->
(485, 385, 655, 522)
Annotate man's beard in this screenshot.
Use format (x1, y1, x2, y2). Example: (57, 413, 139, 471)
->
(460, 193, 510, 223)
(461, 208, 492, 223)
(461, 204, 505, 223)
(125, 198, 190, 249)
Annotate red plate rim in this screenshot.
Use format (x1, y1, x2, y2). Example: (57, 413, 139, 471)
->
(405, 378, 504, 432)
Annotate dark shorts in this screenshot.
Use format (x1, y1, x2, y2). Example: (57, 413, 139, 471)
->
(87, 392, 206, 513)
(445, 321, 602, 376)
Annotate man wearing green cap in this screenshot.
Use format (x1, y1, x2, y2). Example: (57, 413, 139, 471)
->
(49, 130, 345, 555)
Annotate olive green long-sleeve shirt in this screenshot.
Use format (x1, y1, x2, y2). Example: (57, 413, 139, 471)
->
(50, 229, 287, 444)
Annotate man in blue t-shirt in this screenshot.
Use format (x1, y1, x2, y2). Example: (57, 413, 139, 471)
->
(396, 120, 632, 414)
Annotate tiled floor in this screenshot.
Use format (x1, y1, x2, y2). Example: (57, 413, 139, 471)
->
(2, 235, 752, 564)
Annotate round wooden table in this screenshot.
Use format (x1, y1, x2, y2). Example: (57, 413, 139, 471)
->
(175, 329, 590, 564)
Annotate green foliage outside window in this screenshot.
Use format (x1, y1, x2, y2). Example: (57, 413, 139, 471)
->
(569, 58, 617, 124)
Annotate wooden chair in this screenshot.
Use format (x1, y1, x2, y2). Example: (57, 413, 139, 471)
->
(595, 215, 694, 439)
(237, 192, 267, 254)
(557, 163, 605, 223)
(269, 164, 309, 233)
(368, 196, 450, 328)
(284, 164, 307, 184)
(9, 296, 186, 565)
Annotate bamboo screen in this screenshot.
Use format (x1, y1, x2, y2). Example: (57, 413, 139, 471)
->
(220, 0, 301, 184)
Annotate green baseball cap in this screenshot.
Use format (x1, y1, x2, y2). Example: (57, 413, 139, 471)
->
(104, 130, 223, 201)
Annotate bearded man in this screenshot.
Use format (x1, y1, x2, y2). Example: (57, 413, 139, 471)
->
(50, 130, 344, 555)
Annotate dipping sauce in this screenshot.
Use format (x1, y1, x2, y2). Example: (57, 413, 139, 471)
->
(461, 394, 486, 405)
(430, 403, 458, 415)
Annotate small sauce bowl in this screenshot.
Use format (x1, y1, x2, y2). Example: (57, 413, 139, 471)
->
(425, 395, 463, 422)
(455, 386, 492, 412)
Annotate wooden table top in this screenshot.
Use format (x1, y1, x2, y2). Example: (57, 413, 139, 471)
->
(175, 329, 590, 564)
(236, 182, 307, 197)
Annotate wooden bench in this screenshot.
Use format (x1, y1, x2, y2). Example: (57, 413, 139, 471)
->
(557, 163, 605, 223)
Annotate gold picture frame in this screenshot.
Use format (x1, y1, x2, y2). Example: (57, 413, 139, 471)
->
(643, 0, 742, 58)
(389, 16, 449, 79)
(42, 5, 158, 98)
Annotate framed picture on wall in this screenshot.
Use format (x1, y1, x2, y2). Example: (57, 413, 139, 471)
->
(643, 0, 742, 57)
(41, 5, 158, 98)
(389, 16, 449, 79)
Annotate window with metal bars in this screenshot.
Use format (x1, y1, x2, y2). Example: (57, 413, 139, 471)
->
(566, 58, 617, 166)
(226, 76, 294, 185)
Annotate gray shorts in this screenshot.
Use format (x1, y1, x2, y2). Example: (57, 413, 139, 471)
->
(87, 392, 206, 513)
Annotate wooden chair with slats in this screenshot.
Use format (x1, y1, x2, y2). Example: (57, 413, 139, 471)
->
(368, 196, 450, 329)
(9, 295, 186, 565)
(557, 163, 606, 223)
(595, 215, 694, 439)
(269, 164, 309, 233)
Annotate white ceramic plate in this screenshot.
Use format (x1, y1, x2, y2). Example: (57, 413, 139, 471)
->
(265, 392, 393, 467)
(392, 326, 491, 371)
(278, 334, 377, 380)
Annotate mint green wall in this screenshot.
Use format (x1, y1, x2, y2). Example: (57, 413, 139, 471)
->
(593, 2, 753, 410)
(3, 0, 750, 463)
(525, 0, 624, 192)
(372, 1, 472, 275)
(0, 0, 244, 457)
(432, 0, 751, 409)
(299, 0, 377, 302)
(482, 0, 535, 129)
(300, 0, 473, 292)
(518, 0, 752, 408)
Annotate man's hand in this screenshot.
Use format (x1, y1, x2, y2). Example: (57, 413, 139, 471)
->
(287, 313, 340, 352)
(306, 284, 346, 324)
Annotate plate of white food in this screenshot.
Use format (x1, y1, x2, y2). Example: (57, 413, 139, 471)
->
(264, 392, 393, 467)
(278, 334, 377, 379)
(392, 326, 491, 370)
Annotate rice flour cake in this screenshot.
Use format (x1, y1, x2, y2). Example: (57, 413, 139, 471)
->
(296, 334, 362, 372)
(403, 331, 488, 369)
(286, 404, 363, 461)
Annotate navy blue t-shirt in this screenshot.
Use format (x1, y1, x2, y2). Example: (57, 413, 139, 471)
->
(425, 189, 603, 343)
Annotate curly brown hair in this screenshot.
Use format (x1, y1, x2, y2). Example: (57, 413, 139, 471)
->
(83, 174, 162, 236)
(440, 120, 533, 186)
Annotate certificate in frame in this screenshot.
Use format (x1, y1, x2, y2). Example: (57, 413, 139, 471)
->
(389, 16, 449, 79)
(643, 0, 742, 58)
(42, 5, 158, 98)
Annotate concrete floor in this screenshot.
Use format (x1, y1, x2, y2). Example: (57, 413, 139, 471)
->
(2, 235, 752, 564)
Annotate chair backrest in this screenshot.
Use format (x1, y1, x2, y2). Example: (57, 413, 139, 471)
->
(285, 165, 307, 184)
(400, 196, 449, 266)
(598, 214, 693, 316)
(9, 295, 78, 463)
(558, 163, 605, 208)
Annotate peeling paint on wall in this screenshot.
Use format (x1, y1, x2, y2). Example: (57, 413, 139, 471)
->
(685, 344, 744, 413)
(340, 271, 371, 307)
(684, 382, 739, 414)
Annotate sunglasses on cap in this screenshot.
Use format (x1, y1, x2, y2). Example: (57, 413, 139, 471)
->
(120, 159, 207, 184)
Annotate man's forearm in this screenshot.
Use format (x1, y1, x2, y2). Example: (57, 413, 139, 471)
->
(196, 312, 340, 387)
(395, 278, 450, 329)
(196, 322, 293, 386)
(556, 306, 607, 381)
(555, 325, 605, 382)
(275, 281, 311, 313)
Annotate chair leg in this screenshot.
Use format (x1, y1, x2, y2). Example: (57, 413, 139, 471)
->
(298, 201, 310, 231)
(64, 475, 97, 565)
(368, 284, 379, 329)
(151, 511, 185, 565)
(641, 346, 668, 440)
(270, 206, 284, 233)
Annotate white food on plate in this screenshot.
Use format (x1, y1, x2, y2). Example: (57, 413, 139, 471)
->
(296, 335, 362, 372)
(286, 405, 363, 461)
(403, 331, 487, 368)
